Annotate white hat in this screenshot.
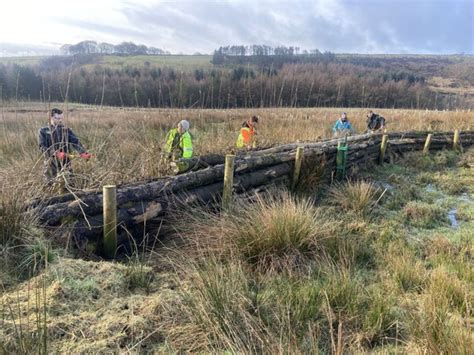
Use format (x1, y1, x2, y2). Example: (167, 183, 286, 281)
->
(179, 120, 190, 131)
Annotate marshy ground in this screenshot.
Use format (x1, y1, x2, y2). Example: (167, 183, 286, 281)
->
(1, 105, 473, 353)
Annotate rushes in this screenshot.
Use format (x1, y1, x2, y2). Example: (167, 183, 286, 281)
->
(229, 194, 320, 262)
(0, 188, 24, 246)
(328, 180, 382, 217)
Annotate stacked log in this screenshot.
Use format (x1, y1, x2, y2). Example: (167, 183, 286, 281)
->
(27, 130, 474, 245)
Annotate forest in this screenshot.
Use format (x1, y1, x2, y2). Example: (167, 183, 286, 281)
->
(0, 42, 473, 110)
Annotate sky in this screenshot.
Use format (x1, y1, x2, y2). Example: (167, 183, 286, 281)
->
(0, 0, 473, 55)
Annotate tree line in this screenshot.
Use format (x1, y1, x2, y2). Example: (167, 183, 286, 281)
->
(60, 41, 169, 56)
(0, 54, 472, 110)
(212, 45, 336, 66)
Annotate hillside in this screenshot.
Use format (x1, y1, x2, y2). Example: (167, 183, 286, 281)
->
(1, 54, 473, 109)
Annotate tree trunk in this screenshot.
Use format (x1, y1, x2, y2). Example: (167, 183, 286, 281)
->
(29, 131, 474, 232)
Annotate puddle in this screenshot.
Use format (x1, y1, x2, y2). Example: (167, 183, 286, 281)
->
(381, 182, 395, 191)
(447, 208, 459, 229)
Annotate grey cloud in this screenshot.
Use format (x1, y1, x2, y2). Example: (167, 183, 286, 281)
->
(55, 17, 148, 41)
(54, 0, 474, 54)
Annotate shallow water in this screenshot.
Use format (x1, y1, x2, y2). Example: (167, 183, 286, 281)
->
(447, 208, 459, 229)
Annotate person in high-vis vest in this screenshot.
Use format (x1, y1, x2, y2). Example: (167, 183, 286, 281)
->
(165, 120, 193, 160)
(236, 116, 258, 150)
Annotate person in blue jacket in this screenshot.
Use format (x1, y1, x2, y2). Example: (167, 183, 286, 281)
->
(332, 112, 354, 137)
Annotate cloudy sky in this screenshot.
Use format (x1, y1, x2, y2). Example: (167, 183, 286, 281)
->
(1, 0, 472, 55)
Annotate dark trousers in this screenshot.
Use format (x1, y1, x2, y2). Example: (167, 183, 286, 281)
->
(43, 158, 72, 185)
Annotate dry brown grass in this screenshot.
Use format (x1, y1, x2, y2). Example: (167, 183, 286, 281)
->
(1, 103, 473, 199)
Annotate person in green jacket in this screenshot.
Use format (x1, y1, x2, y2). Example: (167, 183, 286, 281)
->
(165, 120, 193, 160)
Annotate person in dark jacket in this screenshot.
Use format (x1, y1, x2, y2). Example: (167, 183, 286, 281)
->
(38, 108, 91, 185)
(366, 110, 386, 133)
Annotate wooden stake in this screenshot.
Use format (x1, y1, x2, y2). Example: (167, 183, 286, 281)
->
(222, 155, 235, 210)
(423, 134, 432, 155)
(379, 134, 388, 164)
(292, 146, 304, 190)
(103, 185, 117, 258)
(453, 129, 460, 151)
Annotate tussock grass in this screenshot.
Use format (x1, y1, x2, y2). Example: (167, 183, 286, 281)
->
(357, 284, 404, 349)
(0, 182, 53, 282)
(381, 242, 427, 292)
(328, 180, 382, 217)
(229, 194, 320, 262)
(124, 253, 154, 292)
(407, 291, 473, 354)
(174, 190, 338, 270)
(159, 256, 275, 353)
(0, 186, 26, 247)
(402, 201, 448, 229)
(428, 267, 470, 314)
(424, 236, 474, 283)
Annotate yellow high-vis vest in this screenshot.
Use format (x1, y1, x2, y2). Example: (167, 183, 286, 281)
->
(165, 128, 193, 159)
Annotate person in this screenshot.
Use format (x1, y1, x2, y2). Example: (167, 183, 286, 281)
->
(164, 120, 193, 160)
(38, 108, 91, 185)
(236, 116, 258, 150)
(332, 112, 354, 137)
(366, 110, 386, 133)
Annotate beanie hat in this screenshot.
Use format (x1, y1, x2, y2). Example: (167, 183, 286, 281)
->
(179, 120, 190, 131)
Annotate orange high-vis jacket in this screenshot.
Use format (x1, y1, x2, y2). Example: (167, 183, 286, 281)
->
(236, 125, 255, 148)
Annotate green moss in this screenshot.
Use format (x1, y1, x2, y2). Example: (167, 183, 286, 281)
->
(60, 215, 78, 225)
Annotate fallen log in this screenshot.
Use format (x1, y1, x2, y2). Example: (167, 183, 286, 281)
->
(30, 131, 474, 232)
(62, 136, 474, 242)
(29, 131, 474, 210)
(33, 144, 341, 224)
(69, 162, 294, 242)
(169, 131, 474, 174)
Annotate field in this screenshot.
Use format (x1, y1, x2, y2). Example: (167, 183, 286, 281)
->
(100, 54, 213, 71)
(0, 54, 214, 71)
(0, 104, 473, 352)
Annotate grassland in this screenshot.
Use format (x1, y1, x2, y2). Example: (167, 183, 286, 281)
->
(0, 56, 48, 65)
(100, 54, 213, 71)
(0, 104, 473, 352)
(1, 104, 472, 192)
(0, 54, 213, 71)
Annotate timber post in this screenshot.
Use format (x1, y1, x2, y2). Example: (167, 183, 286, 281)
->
(222, 154, 235, 210)
(453, 129, 460, 151)
(423, 134, 432, 155)
(379, 134, 388, 164)
(292, 146, 304, 191)
(103, 185, 117, 258)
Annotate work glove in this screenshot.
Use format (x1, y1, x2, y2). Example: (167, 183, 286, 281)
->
(80, 152, 92, 160)
(55, 151, 66, 160)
